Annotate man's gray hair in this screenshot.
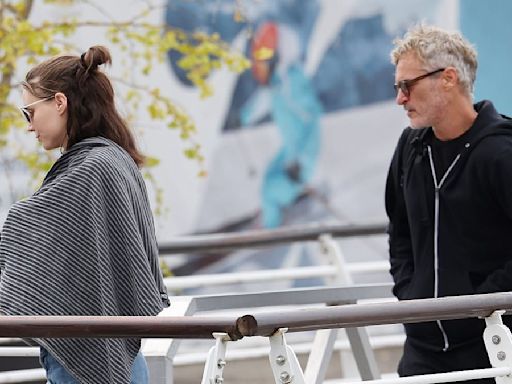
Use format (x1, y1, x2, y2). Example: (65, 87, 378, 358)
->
(391, 24, 478, 96)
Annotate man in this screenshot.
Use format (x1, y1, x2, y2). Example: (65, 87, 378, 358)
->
(386, 24, 512, 383)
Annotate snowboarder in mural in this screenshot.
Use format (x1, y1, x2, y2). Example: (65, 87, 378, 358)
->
(240, 21, 323, 228)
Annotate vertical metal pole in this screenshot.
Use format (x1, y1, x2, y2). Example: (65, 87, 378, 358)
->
(201, 333, 230, 384)
(304, 327, 338, 384)
(345, 327, 382, 380)
(303, 234, 346, 383)
(484, 311, 512, 384)
(318, 234, 352, 285)
(317, 234, 381, 381)
(269, 328, 306, 384)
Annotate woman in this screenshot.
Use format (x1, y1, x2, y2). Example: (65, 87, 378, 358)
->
(0, 46, 169, 383)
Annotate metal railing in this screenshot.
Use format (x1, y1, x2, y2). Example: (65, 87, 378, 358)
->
(154, 222, 392, 384)
(158, 222, 388, 254)
(161, 223, 389, 296)
(0, 221, 392, 383)
(142, 283, 396, 384)
(0, 292, 511, 384)
(235, 292, 512, 336)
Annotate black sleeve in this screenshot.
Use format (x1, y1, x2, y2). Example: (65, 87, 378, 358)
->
(385, 129, 414, 300)
(476, 138, 512, 293)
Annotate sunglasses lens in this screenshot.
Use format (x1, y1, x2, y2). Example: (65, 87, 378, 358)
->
(394, 82, 409, 97)
(21, 109, 31, 123)
(399, 82, 409, 97)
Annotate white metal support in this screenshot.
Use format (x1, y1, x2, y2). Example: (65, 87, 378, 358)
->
(346, 326, 382, 380)
(318, 234, 352, 285)
(484, 311, 512, 384)
(201, 333, 231, 384)
(269, 328, 306, 384)
(304, 328, 338, 384)
(316, 234, 381, 381)
(304, 235, 350, 382)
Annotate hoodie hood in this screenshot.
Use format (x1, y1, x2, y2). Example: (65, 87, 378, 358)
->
(468, 100, 512, 143)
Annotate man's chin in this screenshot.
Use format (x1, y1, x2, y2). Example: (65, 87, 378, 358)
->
(409, 120, 429, 129)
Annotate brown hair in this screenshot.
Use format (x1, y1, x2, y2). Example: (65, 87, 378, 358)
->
(22, 46, 144, 166)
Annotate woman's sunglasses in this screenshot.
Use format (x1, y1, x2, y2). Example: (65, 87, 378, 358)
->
(19, 96, 54, 124)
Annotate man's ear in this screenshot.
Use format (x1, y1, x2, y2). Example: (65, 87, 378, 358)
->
(442, 67, 459, 89)
(54, 92, 68, 115)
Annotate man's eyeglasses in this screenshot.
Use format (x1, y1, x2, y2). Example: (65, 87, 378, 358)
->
(394, 68, 445, 98)
(19, 96, 54, 124)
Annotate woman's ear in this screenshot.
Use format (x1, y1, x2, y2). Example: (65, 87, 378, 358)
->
(54, 92, 68, 115)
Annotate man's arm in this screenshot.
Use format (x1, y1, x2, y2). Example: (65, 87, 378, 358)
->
(476, 140, 512, 293)
(385, 130, 414, 300)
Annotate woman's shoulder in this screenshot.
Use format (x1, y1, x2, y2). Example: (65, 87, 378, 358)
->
(82, 138, 136, 168)
(63, 139, 138, 186)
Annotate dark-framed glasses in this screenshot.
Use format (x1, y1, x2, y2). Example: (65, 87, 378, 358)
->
(19, 96, 54, 124)
(394, 68, 445, 97)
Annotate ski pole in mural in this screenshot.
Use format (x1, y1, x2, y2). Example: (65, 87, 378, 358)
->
(240, 21, 322, 228)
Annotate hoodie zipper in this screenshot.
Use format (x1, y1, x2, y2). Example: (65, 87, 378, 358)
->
(426, 145, 462, 352)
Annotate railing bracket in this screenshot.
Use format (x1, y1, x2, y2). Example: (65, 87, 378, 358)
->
(484, 311, 512, 383)
(201, 332, 231, 384)
(269, 328, 306, 384)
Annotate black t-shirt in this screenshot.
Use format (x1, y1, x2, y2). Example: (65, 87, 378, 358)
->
(429, 127, 475, 183)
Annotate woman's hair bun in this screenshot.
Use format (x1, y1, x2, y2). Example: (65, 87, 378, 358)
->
(80, 45, 112, 71)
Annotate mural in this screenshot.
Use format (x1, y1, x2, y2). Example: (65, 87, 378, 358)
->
(165, 0, 401, 229)
(0, 0, 458, 238)
(160, 0, 465, 293)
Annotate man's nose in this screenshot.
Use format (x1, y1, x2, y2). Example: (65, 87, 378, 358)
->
(27, 123, 34, 132)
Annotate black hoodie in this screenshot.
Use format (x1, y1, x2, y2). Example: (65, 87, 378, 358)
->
(386, 100, 512, 351)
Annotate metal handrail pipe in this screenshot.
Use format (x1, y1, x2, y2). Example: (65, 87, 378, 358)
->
(340, 367, 512, 384)
(235, 292, 512, 337)
(0, 315, 243, 340)
(1, 293, 507, 343)
(158, 222, 387, 254)
(0, 368, 46, 383)
(164, 265, 337, 289)
(0, 347, 39, 357)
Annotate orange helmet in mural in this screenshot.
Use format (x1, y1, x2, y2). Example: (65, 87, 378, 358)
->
(251, 21, 279, 84)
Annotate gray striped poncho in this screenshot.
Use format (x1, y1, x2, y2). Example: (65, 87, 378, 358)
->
(0, 137, 169, 384)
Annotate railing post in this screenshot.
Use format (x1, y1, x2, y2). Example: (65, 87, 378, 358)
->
(302, 234, 344, 383)
(484, 311, 512, 384)
(345, 327, 382, 380)
(201, 333, 230, 384)
(318, 233, 352, 285)
(304, 326, 338, 384)
(269, 328, 306, 384)
(316, 234, 381, 381)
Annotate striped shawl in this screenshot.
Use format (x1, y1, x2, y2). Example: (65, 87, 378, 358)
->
(0, 137, 169, 384)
